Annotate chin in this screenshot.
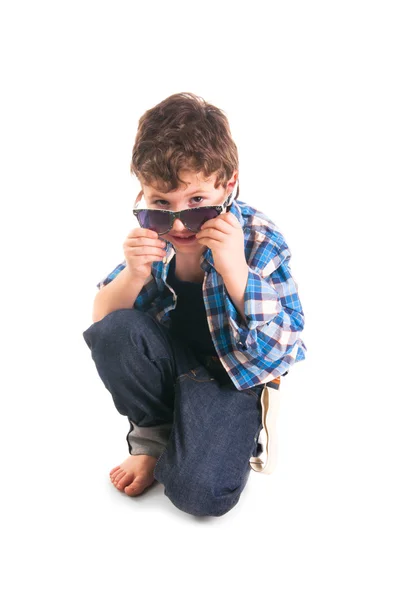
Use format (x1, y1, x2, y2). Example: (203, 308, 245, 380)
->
(174, 245, 201, 252)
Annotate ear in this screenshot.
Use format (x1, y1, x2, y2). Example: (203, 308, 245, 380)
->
(226, 170, 239, 194)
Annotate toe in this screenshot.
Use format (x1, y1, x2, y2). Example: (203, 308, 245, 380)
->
(115, 472, 134, 490)
(110, 467, 122, 481)
(110, 466, 121, 476)
(113, 470, 126, 484)
(124, 475, 152, 497)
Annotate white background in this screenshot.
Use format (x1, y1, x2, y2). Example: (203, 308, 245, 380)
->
(1, 1, 397, 598)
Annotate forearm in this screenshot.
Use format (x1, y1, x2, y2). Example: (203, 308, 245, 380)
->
(92, 267, 152, 323)
(222, 263, 249, 326)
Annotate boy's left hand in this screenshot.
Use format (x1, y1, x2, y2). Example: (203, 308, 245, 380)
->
(195, 212, 247, 277)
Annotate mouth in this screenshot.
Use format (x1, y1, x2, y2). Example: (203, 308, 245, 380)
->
(169, 233, 197, 244)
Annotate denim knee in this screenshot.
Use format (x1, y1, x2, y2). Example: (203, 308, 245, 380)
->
(156, 466, 246, 518)
(82, 308, 146, 349)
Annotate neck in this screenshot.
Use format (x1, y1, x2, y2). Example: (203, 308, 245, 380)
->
(175, 251, 202, 264)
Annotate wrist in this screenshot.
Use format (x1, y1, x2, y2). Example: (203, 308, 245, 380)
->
(222, 261, 248, 284)
(123, 265, 152, 285)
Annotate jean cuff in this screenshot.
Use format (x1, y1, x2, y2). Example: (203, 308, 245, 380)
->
(126, 419, 173, 458)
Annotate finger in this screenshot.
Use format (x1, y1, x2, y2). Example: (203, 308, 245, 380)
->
(125, 236, 166, 249)
(125, 246, 166, 257)
(216, 212, 240, 228)
(222, 212, 240, 227)
(127, 228, 159, 239)
(195, 236, 222, 247)
(140, 255, 167, 264)
(200, 218, 233, 234)
(196, 228, 226, 242)
(129, 253, 166, 265)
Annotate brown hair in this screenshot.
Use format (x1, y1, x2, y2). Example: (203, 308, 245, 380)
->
(130, 92, 239, 198)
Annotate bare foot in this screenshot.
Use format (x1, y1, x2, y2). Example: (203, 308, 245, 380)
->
(109, 454, 159, 496)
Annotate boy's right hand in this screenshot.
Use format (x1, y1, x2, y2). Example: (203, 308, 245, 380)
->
(123, 228, 167, 280)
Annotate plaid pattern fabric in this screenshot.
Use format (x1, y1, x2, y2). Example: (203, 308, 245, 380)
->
(96, 198, 307, 391)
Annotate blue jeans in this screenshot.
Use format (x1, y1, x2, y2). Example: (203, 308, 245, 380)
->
(82, 308, 264, 517)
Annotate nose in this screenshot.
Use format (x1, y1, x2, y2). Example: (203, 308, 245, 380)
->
(169, 217, 189, 234)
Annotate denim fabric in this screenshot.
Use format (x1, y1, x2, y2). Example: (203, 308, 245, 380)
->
(82, 308, 264, 517)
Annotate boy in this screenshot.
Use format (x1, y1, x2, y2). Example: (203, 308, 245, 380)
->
(82, 92, 307, 517)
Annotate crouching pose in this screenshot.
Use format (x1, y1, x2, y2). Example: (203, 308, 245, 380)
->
(82, 92, 307, 517)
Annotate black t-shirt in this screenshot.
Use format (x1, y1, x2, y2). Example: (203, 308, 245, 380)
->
(166, 255, 217, 359)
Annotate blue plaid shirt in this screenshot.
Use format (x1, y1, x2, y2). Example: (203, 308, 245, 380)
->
(97, 198, 307, 391)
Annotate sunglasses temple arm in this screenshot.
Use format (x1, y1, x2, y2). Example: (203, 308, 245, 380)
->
(134, 190, 144, 208)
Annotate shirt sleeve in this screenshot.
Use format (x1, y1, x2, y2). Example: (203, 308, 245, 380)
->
(96, 260, 127, 290)
(223, 244, 306, 368)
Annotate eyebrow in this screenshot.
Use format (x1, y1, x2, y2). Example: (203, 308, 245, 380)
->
(147, 189, 208, 202)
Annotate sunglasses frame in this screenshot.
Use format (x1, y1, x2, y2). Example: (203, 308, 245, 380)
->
(132, 194, 233, 235)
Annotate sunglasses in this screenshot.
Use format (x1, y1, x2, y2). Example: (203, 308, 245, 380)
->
(133, 193, 233, 235)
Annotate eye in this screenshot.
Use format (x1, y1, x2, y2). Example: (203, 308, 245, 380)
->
(153, 196, 204, 207)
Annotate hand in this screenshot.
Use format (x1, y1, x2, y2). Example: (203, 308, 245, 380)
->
(195, 212, 247, 278)
(123, 228, 167, 280)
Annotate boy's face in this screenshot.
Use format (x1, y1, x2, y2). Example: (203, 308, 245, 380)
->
(140, 169, 238, 257)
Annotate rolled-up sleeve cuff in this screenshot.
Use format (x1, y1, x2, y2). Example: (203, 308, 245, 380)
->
(224, 267, 282, 349)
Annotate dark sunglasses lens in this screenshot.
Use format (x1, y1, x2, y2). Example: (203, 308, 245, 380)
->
(137, 211, 172, 233)
(183, 207, 220, 231)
